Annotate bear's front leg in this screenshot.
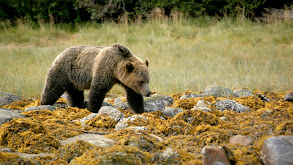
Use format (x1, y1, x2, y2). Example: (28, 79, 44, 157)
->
(124, 86, 144, 114)
(88, 86, 108, 113)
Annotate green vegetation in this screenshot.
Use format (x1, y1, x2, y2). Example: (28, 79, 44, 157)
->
(0, 17, 292, 98)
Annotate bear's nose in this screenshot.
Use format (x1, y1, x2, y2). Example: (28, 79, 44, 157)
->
(146, 91, 151, 97)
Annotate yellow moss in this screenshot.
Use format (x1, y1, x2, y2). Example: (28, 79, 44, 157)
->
(174, 110, 219, 126)
(0, 118, 60, 154)
(2, 99, 33, 110)
(173, 98, 200, 109)
(232, 96, 265, 110)
(53, 140, 96, 163)
(84, 114, 117, 132)
(0, 152, 31, 165)
(72, 145, 151, 165)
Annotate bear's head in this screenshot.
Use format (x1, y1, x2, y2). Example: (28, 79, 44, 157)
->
(123, 60, 151, 97)
(113, 44, 151, 97)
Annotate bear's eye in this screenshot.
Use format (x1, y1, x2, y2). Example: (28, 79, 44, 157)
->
(139, 81, 144, 85)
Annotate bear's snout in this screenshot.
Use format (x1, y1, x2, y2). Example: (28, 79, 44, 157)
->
(145, 90, 151, 97)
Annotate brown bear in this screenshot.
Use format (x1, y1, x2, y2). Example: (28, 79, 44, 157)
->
(41, 43, 151, 114)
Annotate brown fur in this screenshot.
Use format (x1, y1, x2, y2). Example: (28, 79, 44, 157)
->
(41, 43, 151, 113)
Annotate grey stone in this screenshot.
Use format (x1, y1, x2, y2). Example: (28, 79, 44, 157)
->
(79, 113, 99, 127)
(0, 92, 21, 106)
(192, 100, 212, 112)
(114, 97, 129, 110)
(215, 99, 250, 113)
(98, 106, 124, 122)
(0, 147, 14, 152)
(220, 116, 228, 121)
(24, 105, 57, 111)
(202, 145, 231, 165)
(16, 153, 53, 159)
(144, 94, 174, 106)
(284, 90, 293, 102)
(234, 89, 253, 97)
(180, 93, 204, 99)
(261, 135, 293, 165)
(152, 148, 179, 164)
(0, 108, 25, 125)
(204, 85, 239, 97)
(229, 135, 252, 146)
(60, 134, 114, 147)
(162, 107, 183, 117)
(115, 115, 148, 130)
(144, 101, 165, 113)
(256, 93, 270, 102)
(127, 126, 148, 131)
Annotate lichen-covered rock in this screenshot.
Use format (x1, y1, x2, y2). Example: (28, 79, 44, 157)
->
(0, 118, 60, 154)
(24, 105, 57, 111)
(261, 135, 293, 165)
(0, 92, 21, 106)
(229, 135, 252, 146)
(97, 106, 124, 122)
(204, 85, 239, 97)
(202, 145, 231, 165)
(284, 90, 293, 102)
(53, 140, 96, 163)
(144, 101, 165, 113)
(215, 99, 250, 113)
(115, 115, 148, 130)
(0, 108, 25, 125)
(60, 134, 114, 148)
(144, 94, 174, 106)
(162, 107, 183, 117)
(180, 93, 204, 99)
(114, 97, 128, 110)
(192, 100, 211, 112)
(234, 88, 254, 97)
(152, 148, 179, 164)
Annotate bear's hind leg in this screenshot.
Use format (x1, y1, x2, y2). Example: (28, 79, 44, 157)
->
(66, 85, 84, 108)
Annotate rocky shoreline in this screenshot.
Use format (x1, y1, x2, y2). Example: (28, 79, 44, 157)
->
(0, 86, 292, 164)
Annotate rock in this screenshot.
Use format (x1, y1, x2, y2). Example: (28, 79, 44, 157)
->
(16, 153, 53, 159)
(162, 107, 183, 117)
(127, 126, 148, 131)
(144, 101, 165, 113)
(153, 148, 179, 164)
(284, 90, 293, 101)
(215, 99, 250, 113)
(84, 99, 113, 109)
(261, 135, 293, 165)
(0, 147, 14, 152)
(60, 133, 114, 147)
(234, 89, 253, 97)
(24, 105, 57, 111)
(0, 92, 21, 106)
(204, 86, 239, 97)
(220, 116, 228, 121)
(229, 135, 252, 146)
(114, 97, 128, 110)
(79, 113, 99, 127)
(180, 93, 204, 99)
(97, 106, 124, 122)
(144, 94, 174, 106)
(255, 93, 270, 102)
(115, 115, 148, 130)
(0, 108, 25, 125)
(202, 145, 231, 165)
(192, 100, 212, 112)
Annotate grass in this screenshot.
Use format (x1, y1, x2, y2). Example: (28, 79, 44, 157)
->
(0, 17, 292, 98)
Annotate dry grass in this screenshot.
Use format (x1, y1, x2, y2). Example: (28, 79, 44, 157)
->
(0, 17, 292, 98)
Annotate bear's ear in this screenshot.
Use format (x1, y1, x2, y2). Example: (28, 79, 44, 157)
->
(112, 43, 131, 57)
(145, 59, 149, 67)
(126, 62, 134, 73)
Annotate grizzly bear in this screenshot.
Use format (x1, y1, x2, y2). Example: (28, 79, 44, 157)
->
(41, 43, 151, 114)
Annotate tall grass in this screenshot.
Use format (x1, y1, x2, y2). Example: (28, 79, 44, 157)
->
(0, 17, 292, 98)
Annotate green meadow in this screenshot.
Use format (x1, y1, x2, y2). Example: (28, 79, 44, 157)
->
(0, 17, 292, 98)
